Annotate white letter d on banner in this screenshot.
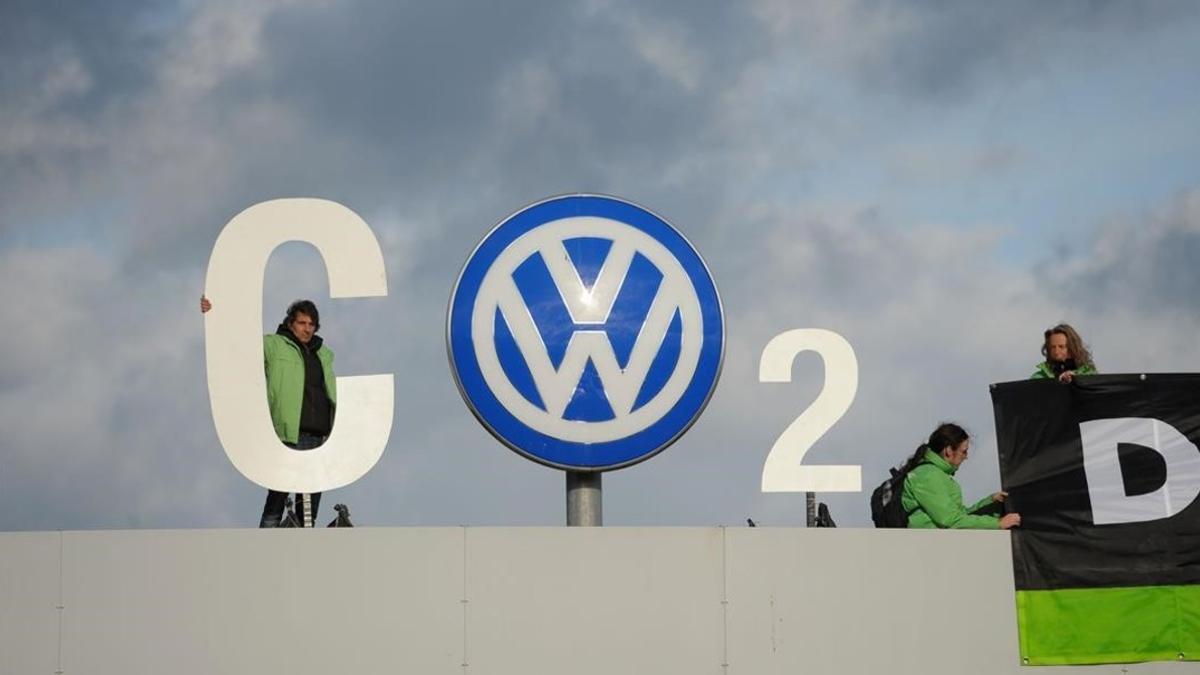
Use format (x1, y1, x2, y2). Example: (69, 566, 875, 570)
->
(1080, 417, 1200, 525)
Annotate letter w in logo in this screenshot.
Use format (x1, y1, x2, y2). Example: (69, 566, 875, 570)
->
(491, 237, 683, 422)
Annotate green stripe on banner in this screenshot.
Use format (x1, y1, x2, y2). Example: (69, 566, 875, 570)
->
(1017, 585, 1200, 665)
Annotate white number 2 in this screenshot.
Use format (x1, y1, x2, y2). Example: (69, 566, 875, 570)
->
(759, 329, 861, 493)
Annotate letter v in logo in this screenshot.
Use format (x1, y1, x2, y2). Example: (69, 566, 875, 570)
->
(448, 195, 724, 471)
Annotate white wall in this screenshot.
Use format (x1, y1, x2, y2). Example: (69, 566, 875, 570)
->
(0, 528, 1192, 675)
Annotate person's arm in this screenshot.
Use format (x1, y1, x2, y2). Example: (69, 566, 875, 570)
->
(907, 470, 1001, 529)
(967, 492, 1003, 514)
(1059, 362, 1096, 383)
(324, 348, 336, 405)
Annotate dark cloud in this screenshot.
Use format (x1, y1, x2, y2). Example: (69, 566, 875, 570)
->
(1051, 191, 1200, 313)
(2, 1, 763, 279)
(760, 0, 1200, 103)
(0, 1, 168, 107)
(902, 1, 1196, 99)
(2, 2, 1200, 530)
(239, 1, 760, 214)
(0, 2, 175, 232)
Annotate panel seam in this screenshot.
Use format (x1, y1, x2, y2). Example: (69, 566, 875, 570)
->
(55, 530, 64, 675)
(461, 526, 469, 673)
(721, 526, 729, 674)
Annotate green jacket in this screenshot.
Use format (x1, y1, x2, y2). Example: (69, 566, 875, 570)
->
(1031, 361, 1096, 379)
(902, 450, 999, 529)
(263, 333, 336, 444)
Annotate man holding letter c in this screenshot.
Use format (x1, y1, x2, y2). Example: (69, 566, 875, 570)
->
(201, 295, 336, 527)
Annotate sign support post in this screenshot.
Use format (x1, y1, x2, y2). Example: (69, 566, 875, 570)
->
(567, 471, 602, 526)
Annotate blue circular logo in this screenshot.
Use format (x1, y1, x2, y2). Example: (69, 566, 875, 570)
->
(447, 195, 724, 471)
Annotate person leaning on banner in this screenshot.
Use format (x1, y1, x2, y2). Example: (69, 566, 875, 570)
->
(200, 295, 336, 527)
(902, 423, 1021, 530)
(1031, 323, 1096, 383)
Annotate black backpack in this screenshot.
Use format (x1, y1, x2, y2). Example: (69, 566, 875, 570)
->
(870, 461, 926, 528)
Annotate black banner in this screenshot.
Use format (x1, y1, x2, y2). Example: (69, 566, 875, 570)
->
(992, 374, 1200, 591)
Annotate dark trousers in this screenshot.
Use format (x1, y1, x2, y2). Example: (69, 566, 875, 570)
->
(259, 432, 325, 527)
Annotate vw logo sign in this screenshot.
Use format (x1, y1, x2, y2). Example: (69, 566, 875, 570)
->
(447, 195, 724, 471)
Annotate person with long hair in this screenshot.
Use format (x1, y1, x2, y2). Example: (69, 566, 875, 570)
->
(901, 423, 1021, 530)
(1032, 323, 1096, 383)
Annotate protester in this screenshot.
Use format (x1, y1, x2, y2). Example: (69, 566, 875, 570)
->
(201, 295, 336, 527)
(1032, 323, 1096, 383)
(901, 423, 1021, 530)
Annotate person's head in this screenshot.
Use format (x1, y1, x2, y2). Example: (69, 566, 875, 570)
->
(1042, 323, 1091, 367)
(284, 300, 320, 344)
(928, 422, 971, 468)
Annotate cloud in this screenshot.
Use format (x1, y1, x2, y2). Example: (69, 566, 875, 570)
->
(671, 204, 1046, 525)
(751, 0, 1199, 102)
(1051, 189, 1200, 314)
(0, 244, 240, 529)
(609, 186, 1198, 529)
(1, 2, 1199, 530)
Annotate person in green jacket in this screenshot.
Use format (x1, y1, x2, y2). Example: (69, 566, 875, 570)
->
(901, 423, 1022, 530)
(1031, 323, 1096, 383)
(201, 296, 337, 527)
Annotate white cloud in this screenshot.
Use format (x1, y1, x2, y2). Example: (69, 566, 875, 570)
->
(624, 15, 705, 92)
(2, 2, 1200, 531)
(751, 0, 917, 70)
(0, 48, 97, 155)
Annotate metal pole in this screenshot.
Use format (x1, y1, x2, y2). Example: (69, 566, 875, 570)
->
(566, 471, 602, 526)
(805, 491, 816, 528)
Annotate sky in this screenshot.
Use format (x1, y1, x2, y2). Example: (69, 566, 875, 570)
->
(3, 0, 1200, 530)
